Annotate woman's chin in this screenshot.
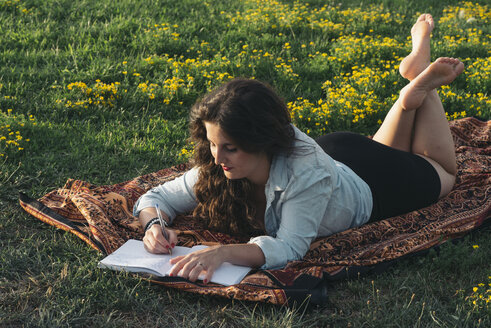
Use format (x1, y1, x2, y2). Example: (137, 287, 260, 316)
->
(224, 171, 242, 180)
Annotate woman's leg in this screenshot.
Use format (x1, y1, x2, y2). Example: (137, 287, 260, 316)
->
(372, 15, 463, 198)
(374, 59, 463, 198)
(372, 14, 434, 152)
(403, 59, 463, 197)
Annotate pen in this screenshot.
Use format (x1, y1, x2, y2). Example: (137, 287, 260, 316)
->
(154, 204, 172, 255)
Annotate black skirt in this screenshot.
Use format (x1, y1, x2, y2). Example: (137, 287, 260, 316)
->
(316, 132, 441, 221)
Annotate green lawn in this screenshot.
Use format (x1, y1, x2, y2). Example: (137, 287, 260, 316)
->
(1, 0, 489, 326)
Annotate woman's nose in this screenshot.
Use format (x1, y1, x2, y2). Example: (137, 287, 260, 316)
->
(214, 149, 223, 165)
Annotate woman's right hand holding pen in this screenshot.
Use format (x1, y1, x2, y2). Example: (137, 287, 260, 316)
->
(143, 224, 178, 254)
(138, 207, 177, 254)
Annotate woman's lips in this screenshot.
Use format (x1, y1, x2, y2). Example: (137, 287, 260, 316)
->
(222, 166, 231, 171)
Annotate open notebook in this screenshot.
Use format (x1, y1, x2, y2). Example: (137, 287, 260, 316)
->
(98, 239, 251, 286)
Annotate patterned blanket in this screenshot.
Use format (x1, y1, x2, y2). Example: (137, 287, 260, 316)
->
(19, 117, 490, 306)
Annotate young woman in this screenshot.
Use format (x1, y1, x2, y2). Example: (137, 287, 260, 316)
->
(133, 14, 464, 284)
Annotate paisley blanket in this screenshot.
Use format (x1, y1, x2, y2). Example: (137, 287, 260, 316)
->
(19, 117, 490, 306)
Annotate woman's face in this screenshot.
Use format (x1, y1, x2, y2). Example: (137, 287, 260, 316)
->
(204, 121, 271, 185)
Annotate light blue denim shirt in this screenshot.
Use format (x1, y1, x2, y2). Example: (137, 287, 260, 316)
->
(133, 126, 373, 270)
(249, 126, 372, 269)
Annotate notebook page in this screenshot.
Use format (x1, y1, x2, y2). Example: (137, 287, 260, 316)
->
(99, 239, 194, 276)
(99, 240, 251, 285)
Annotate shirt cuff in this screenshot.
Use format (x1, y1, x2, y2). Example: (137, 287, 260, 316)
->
(248, 235, 290, 270)
(132, 195, 175, 224)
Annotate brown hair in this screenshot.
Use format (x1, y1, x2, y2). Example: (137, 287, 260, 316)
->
(189, 78, 294, 235)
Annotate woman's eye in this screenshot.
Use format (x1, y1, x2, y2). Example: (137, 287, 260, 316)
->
(226, 147, 237, 153)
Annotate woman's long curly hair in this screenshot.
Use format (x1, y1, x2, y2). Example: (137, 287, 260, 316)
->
(189, 78, 295, 236)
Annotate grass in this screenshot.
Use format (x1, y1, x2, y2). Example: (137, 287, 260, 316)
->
(1, 0, 490, 326)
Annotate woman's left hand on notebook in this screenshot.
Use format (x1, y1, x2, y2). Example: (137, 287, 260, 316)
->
(168, 245, 225, 284)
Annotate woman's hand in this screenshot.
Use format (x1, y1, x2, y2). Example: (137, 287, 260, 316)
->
(168, 243, 266, 284)
(143, 224, 178, 254)
(168, 245, 226, 284)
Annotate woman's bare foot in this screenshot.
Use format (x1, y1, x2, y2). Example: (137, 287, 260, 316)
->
(400, 57, 464, 110)
(399, 14, 434, 81)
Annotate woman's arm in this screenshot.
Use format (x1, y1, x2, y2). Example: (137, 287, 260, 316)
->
(168, 243, 265, 283)
(133, 168, 199, 224)
(138, 206, 170, 228)
(134, 168, 199, 254)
